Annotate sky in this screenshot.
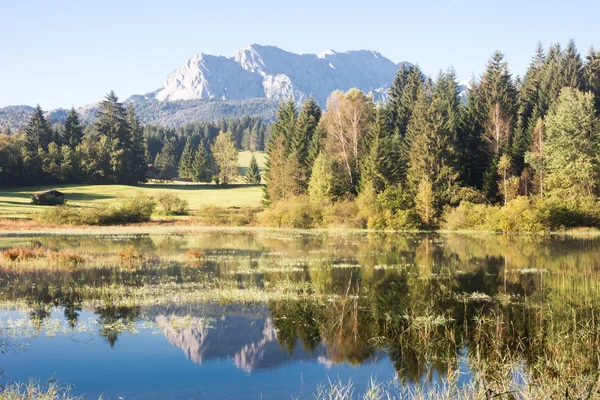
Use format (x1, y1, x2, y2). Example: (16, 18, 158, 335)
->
(2, 0, 599, 109)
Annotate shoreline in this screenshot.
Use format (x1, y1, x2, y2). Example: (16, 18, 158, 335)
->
(2, 218, 600, 237)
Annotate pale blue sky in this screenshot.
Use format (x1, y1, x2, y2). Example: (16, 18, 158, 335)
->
(2, 0, 598, 109)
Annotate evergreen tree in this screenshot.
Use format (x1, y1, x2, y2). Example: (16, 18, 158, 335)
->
(22, 105, 52, 183)
(560, 39, 583, 89)
(293, 97, 321, 180)
(63, 108, 83, 149)
(583, 46, 600, 113)
(154, 139, 178, 180)
(475, 51, 517, 201)
(24, 105, 53, 152)
(94, 91, 132, 182)
(190, 143, 213, 183)
(263, 133, 287, 205)
(387, 64, 424, 136)
(178, 136, 195, 179)
(126, 104, 147, 183)
(245, 154, 261, 184)
(95, 91, 130, 146)
(405, 71, 460, 214)
(269, 98, 297, 153)
(361, 108, 405, 192)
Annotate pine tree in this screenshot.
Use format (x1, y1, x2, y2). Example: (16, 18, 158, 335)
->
(293, 97, 321, 180)
(475, 51, 518, 202)
(263, 133, 287, 205)
(24, 105, 53, 152)
(583, 46, 600, 113)
(126, 104, 147, 183)
(94, 91, 132, 182)
(154, 139, 178, 180)
(361, 107, 402, 192)
(63, 107, 83, 149)
(95, 91, 130, 146)
(387, 64, 424, 136)
(560, 39, 583, 89)
(245, 154, 261, 184)
(191, 143, 213, 183)
(405, 71, 460, 212)
(178, 137, 195, 179)
(270, 99, 297, 153)
(22, 105, 52, 183)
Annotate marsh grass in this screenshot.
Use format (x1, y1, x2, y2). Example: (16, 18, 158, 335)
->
(0, 380, 82, 400)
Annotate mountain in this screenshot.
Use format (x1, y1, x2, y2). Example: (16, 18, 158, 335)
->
(155, 44, 401, 105)
(0, 44, 407, 130)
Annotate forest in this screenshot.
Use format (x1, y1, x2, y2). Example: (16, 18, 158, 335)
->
(261, 40, 600, 231)
(0, 94, 267, 185)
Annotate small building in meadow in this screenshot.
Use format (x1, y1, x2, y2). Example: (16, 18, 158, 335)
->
(146, 164, 161, 180)
(32, 189, 65, 206)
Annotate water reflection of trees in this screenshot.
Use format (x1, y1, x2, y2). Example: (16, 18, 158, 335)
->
(2, 233, 600, 384)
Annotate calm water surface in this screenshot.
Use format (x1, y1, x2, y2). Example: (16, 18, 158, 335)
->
(0, 231, 598, 398)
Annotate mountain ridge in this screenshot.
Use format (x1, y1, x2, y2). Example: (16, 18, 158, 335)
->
(0, 44, 408, 130)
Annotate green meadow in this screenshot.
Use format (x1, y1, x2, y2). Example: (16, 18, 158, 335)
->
(0, 151, 266, 219)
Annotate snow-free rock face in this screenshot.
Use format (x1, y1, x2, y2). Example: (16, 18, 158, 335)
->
(155, 44, 402, 105)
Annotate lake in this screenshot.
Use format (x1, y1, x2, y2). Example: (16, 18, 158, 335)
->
(0, 230, 599, 399)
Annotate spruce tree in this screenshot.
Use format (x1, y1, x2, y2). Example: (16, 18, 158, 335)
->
(95, 91, 129, 146)
(293, 97, 321, 180)
(154, 139, 178, 180)
(94, 91, 132, 182)
(126, 104, 147, 183)
(245, 154, 261, 184)
(22, 105, 52, 183)
(24, 105, 53, 152)
(583, 46, 600, 113)
(178, 137, 195, 179)
(63, 107, 83, 149)
(191, 143, 213, 183)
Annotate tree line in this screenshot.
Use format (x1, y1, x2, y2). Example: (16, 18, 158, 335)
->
(0, 95, 267, 186)
(263, 40, 600, 230)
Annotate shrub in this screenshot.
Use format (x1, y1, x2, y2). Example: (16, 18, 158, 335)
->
(367, 209, 422, 231)
(37, 193, 156, 225)
(259, 197, 323, 228)
(322, 200, 365, 228)
(155, 192, 189, 216)
(442, 202, 501, 231)
(195, 206, 259, 226)
(114, 193, 156, 223)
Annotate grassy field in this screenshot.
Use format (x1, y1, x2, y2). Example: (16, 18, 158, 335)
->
(0, 151, 267, 219)
(0, 184, 264, 219)
(237, 151, 266, 176)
